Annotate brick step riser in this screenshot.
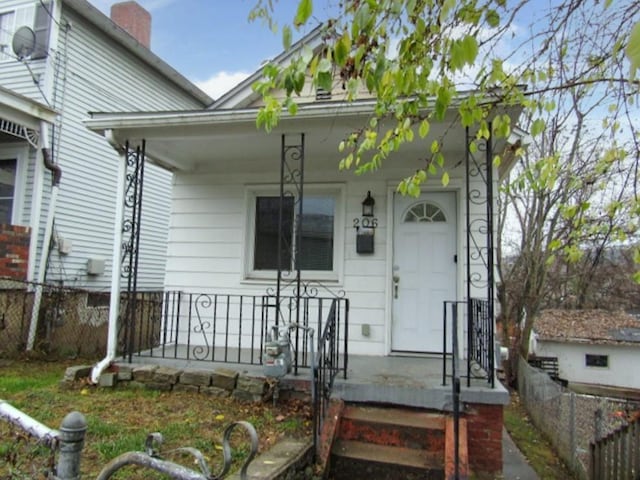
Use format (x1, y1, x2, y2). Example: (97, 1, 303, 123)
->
(330, 455, 445, 480)
(338, 418, 445, 452)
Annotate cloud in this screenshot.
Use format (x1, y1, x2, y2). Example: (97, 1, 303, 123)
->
(195, 71, 252, 100)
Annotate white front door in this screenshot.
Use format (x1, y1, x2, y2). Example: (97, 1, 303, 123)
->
(391, 191, 457, 353)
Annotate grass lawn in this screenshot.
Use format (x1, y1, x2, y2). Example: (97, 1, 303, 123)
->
(504, 392, 576, 479)
(0, 359, 311, 479)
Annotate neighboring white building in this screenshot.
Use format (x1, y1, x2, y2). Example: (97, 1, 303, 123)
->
(0, 0, 211, 290)
(531, 309, 640, 393)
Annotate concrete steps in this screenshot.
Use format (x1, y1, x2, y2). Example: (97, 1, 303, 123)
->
(329, 404, 455, 480)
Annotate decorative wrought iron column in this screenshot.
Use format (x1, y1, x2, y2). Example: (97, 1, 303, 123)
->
(464, 127, 495, 387)
(121, 140, 146, 361)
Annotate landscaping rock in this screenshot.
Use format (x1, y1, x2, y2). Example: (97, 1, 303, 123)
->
(145, 382, 172, 392)
(211, 368, 239, 390)
(98, 372, 116, 388)
(236, 375, 265, 395)
(201, 386, 230, 397)
(180, 369, 212, 386)
(232, 390, 263, 403)
(153, 366, 182, 384)
(173, 384, 200, 393)
(63, 365, 92, 382)
(132, 365, 158, 382)
(115, 365, 133, 381)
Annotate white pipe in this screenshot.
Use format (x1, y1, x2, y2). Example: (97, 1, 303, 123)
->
(26, 123, 59, 351)
(0, 399, 59, 446)
(91, 130, 127, 383)
(26, 144, 45, 284)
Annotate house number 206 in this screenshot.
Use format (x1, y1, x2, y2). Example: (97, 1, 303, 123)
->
(353, 217, 378, 228)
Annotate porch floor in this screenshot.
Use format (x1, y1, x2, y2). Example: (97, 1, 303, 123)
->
(123, 346, 508, 409)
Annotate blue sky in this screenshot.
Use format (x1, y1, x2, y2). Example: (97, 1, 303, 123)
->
(88, 0, 327, 98)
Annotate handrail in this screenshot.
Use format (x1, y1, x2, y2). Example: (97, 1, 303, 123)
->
(312, 298, 347, 459)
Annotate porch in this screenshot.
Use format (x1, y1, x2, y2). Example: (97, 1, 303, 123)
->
(122, 352, 507, 408)
(117, 290, 506, 408)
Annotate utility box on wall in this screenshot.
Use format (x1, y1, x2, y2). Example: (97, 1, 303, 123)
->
(86, 258, 105, 276)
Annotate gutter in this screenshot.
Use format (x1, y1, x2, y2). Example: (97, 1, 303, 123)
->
(90, 130, 127, 383)
(26, 123, 62, 351)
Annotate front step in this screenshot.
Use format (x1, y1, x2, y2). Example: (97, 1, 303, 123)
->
(339, 405, 446, 450)
(329, 404, 447, 480)
(331, 440, 444, 480)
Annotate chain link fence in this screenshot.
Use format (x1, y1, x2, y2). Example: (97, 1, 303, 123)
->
(518, 357, 640, 479)
(0, 277, 162, 360)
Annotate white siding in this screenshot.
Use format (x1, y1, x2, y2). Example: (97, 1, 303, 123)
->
(164, 150, 495, 356)
(535, 341, 640, 391)
(0, 3, 207, 290)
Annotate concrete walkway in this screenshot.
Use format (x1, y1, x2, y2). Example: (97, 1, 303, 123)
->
(503, 428, 539, 480)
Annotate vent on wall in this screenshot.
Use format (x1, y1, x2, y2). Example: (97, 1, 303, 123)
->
(316, 88, 332, 101)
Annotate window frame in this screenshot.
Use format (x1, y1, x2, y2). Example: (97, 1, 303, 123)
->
(585, 353, 609, 368)
(243, 184, 345, 283)
(0, 10, 16, 62)
(0, 145, 27, 226)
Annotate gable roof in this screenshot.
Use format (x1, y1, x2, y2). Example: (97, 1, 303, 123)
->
(63, 0, 212, 106)
(534, 309, 640, 346)
(209, 25, 325, 110)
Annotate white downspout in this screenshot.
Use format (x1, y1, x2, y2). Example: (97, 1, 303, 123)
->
(91, 130, 127, 383)
(26, 133, 46, 284)
(26, 123, 61, 351)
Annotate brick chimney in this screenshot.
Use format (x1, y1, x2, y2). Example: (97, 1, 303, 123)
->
(110, 1, 151, 48)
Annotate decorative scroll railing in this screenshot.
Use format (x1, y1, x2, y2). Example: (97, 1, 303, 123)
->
(127, 290, 349, 376)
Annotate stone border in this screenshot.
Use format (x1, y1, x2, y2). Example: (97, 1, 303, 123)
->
(61, 363, 272, 402)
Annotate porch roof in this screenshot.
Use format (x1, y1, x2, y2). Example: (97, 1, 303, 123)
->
(0, 86, 57, 131)
(85, 98, 525, 176)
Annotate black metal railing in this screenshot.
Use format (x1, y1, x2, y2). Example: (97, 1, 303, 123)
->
(441, 298, 494, 387)
(590, 415, 640, 480)
(442, 301, 463, 480)
(468, 298, 494, 387)
(126, 291, 349, 376)
(312, 298, 348, 458)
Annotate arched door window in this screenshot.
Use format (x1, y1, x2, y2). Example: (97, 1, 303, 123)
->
(403, 202, 447, 223)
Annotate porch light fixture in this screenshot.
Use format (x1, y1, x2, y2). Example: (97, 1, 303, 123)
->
(362, 191, 375, 217)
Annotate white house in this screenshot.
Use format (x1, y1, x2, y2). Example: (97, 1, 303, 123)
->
(84, 24, 526, 479)
(86, 26, 525, 364)
(531, 309, 640, 393)
(0, 0, 211, 291)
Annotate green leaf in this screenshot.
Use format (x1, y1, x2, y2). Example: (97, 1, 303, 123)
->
(317, 71, 332, 91)
(282, 25, 292, 50)
(531, 118, 546, 136)
(419, 119, 430, 138)
(441, 171, 450, 186)
(335, 33, 352, 67)
(485, 9, 500, 28)
(461, 35, 479, 65)
(626, 21, 640, 78)
(294, 0, 313, 27)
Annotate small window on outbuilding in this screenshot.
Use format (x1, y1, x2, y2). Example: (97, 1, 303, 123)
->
(585, 354, 608, 368)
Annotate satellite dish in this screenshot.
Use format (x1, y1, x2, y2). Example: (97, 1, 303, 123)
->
(12, 26, 36, 60)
